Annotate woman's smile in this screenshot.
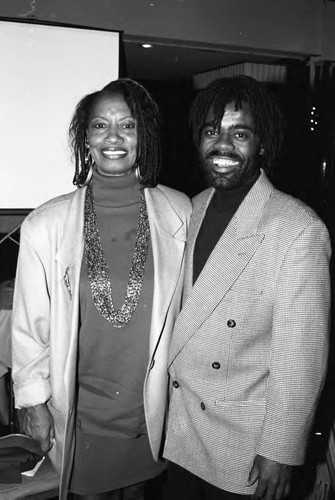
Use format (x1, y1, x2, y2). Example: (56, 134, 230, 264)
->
(100, 147, 128, 160)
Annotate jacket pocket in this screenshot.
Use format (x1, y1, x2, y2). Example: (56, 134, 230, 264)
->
(214, 399, 266, 407)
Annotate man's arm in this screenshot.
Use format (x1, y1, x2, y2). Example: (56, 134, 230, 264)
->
(252, 219, 331, 499)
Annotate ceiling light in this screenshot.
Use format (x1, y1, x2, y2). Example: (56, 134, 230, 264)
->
(141, 43, 153, 49)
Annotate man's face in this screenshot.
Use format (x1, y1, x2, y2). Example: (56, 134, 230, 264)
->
(199, 101, 264, 190)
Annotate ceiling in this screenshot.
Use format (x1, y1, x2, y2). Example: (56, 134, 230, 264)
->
(122, 36, 300, 83)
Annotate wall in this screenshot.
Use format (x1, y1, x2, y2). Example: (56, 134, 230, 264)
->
(322, 2, 335, 61)
(0, 0, 330, 58)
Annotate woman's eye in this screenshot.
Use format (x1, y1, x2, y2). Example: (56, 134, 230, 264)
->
(93, 122, 106, 129)
(122, 122, 136, 129)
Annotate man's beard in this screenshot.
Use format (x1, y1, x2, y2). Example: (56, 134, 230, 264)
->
(201, 151, 260, 190)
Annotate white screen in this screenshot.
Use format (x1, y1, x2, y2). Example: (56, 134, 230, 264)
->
(0, 20, 119, 209)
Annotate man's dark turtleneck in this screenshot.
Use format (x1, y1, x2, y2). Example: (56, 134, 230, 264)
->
(193, 171, 260, 284)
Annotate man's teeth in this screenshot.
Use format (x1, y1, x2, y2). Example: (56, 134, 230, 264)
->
(212, 157, 238, 166)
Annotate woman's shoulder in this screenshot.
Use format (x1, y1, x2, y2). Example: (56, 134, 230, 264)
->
(21, 188, 84, 234)
(152, 184, 192, 213)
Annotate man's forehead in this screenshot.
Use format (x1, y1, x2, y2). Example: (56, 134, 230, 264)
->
(205, 101, 255, 125)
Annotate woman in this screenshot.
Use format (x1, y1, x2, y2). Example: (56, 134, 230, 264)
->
(0, 279, 14, 431)
(11, 78, 191, 499)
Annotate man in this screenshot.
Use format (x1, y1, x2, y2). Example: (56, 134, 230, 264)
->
(163, 76, 331, 500)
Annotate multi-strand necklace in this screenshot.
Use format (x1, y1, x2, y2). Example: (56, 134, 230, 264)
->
(84, 182, 150, 328)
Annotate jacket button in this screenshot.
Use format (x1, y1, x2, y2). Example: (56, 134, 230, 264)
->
(212, 362, 220, 369)
(227, 319, 236, 328)
(173, 381, 180, 388)
(200, 402, 206, 410)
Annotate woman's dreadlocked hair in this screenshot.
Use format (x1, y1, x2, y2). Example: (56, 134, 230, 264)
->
(190, 75, 285, 174)
(69, 78, 161, 187)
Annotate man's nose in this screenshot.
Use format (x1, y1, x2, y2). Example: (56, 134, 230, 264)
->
(214, 132, 234, 150)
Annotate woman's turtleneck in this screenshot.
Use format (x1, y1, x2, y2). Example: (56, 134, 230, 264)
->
(193, 173, 259, 284)
(87, 168, 144, 310)
(74, 167, 160, 493)
(92, 168, 141, 208)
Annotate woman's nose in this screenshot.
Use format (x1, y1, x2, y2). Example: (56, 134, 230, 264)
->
(105, 126, 123, 143)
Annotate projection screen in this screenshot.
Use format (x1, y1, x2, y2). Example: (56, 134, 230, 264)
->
(0, 19, 119, 210)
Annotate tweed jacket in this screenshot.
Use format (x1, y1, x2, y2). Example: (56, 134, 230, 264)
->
(164, 171, 331, 495)
(11, 183, 191, 499)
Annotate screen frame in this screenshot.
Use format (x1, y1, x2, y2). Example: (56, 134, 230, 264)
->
(0, 17, 122, 215)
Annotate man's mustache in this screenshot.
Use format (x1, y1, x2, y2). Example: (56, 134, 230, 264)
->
(204, 150, 241, 162)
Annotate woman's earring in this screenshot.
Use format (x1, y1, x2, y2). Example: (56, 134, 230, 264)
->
(83, 165, 93, 186)
(85, 141, 93, 167)
(135, 165, 143, 183)
(83, 140, 93, 185)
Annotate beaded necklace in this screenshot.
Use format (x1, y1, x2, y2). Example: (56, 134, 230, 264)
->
(84, 182, 150, 328)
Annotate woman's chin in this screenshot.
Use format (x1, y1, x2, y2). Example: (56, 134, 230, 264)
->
(95, 165, 136, 177)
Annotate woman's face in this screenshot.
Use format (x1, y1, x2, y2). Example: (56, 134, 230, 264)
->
(87, 94, 138, 177)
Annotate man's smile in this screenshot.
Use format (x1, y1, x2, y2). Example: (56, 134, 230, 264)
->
(205, 151, 241, 172)
(212, 157, 240, 168)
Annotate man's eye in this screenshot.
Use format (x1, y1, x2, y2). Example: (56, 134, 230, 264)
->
(205, 129, 219, 136)
(234, 132, 248, 139)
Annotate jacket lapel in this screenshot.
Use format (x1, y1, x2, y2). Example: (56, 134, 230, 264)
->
(169, 171, 274, 365)
(56, 187, 86, 271)
(145, 186, 187, 358)
(183, 187, 214, 300)
(55, 187, 86, 393)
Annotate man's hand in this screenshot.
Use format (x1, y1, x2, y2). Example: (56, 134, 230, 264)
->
(20, 402, 55, 453)
(247, 454, 292, 500)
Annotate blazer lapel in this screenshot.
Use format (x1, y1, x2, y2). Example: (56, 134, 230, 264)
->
(145, 187, 187, 358)
(55, 187, 86, 393)
(183, 187, 214, 300)
(56, 187, 86, 290)
(169, 171, 274, 365)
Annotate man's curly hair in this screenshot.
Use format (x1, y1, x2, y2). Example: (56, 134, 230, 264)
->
(190, 75, 285, 174)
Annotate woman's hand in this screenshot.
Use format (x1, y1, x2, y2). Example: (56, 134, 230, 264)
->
(20, 402, 55, 453)
(0, 374, 9, 425)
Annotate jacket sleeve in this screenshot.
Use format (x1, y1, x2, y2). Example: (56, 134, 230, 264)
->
(11, 218, 52, 408)
(256, 219, 331, 465)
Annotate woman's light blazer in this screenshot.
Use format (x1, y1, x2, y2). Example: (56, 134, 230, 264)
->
(11, 183, 191, 499)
